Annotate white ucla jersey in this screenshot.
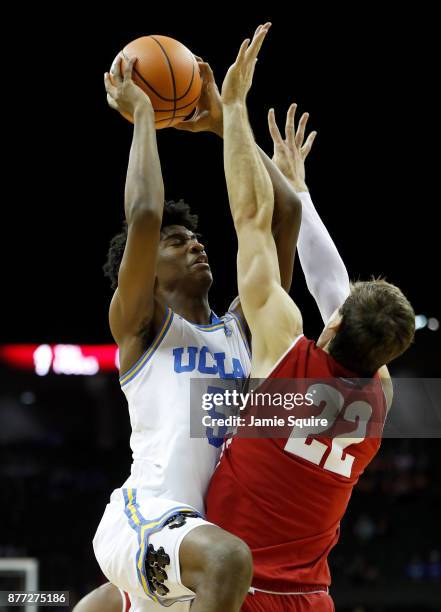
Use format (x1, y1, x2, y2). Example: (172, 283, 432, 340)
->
(118, 308, 251, 514)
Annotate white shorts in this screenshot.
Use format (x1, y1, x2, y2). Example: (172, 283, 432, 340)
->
(129, 594, 192, 612)
(117, 587, 192, 612)
(93, 488, 212, 608)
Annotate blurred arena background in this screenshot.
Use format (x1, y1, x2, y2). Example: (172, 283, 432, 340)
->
(1, 6, 439, 611)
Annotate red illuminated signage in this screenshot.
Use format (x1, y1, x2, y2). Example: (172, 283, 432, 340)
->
(0, 344, 119, 375)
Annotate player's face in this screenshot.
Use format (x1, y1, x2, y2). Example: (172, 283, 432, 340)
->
(156, 225, 213, 290)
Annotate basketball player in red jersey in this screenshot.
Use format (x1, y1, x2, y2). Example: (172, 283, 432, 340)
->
(205, 25, 416, 612)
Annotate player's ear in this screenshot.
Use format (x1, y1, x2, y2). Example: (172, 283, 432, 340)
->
(317, 309, 342, 348)
(327, 310, 343, 332)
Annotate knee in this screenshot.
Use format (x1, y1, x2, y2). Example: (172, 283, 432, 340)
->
(181, 526, 253, 595)
(192, 534, 253, 606)
(204, 534, 253, 589)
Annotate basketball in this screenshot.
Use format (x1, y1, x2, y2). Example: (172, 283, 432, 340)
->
(114, 35, 202, 128)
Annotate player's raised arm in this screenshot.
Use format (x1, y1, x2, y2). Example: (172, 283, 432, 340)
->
(104, 56, 165, 345)
(269, 105, 394, 407)
(174, 59, 301, 293)
(268, 104, 351, 323)
(221, 24, 302, 377)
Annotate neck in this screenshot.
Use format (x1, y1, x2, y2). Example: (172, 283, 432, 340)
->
(316, 337, 331, 354)
(158, 288, 212, 325)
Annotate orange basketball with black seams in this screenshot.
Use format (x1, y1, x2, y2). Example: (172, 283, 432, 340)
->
(115, 35, 202, 128)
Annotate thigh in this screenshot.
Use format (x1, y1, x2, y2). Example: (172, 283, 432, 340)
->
(93, 488, 212, 607)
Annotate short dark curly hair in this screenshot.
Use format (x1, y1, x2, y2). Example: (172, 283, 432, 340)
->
(103, 199, 198, 290)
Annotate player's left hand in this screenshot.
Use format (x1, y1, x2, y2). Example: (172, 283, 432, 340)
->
(173, 60, 223, 137)
(221, 23, 271, 106)
(268, 104, 317, 193)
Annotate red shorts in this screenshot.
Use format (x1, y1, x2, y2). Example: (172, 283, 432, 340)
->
(241, 590, 334, 611)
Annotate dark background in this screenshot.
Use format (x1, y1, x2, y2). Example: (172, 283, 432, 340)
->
(1, 6, 440, 611)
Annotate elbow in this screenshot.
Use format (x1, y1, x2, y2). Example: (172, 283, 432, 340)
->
(125, 182, 164, 218)
(232, 206, 257, 229)
(233, 204, 272, 232)
(127, 201, 163, 227)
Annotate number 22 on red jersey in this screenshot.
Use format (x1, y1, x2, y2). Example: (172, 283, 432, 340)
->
(284, 383, 373, 477)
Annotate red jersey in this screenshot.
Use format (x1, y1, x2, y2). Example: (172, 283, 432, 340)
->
(205, 335, 387, 592)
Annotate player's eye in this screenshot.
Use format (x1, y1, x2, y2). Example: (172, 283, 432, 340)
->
(168, 238, 185, 246)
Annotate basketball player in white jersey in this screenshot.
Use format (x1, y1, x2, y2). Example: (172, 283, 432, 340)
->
(91, 30, 305, 611)
(74, 24, 361, 612)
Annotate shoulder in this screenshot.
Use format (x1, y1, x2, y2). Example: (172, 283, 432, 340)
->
(262, 334, 306, 378)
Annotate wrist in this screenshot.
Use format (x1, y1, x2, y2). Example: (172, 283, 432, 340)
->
(133, 102, 154, 119)
(223, 100, 247, 111)
(222, 101, 247, 127)
(297, 192, 313, 208)
(212, 117, 224, 138)
(289, 179, 308, 193)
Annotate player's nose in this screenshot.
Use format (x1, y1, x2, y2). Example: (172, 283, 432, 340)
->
(189, 239, 205, 253)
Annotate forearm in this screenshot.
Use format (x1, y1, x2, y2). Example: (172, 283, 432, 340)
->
(223, 103, 274, 228)
(297, 191, 350, 323)
(257, 145, 301, 217)
(257, 146, 301, 290)
(124, 106, 164, 223)
(216, 128, 301, 213)
(216, 122, 300, 289)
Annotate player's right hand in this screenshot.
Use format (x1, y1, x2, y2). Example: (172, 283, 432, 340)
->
(104, 55, 153, 118)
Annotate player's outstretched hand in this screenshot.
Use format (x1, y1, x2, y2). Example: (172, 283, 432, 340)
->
(268, 103, 317, 192)
(221, 23, 271, 106)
